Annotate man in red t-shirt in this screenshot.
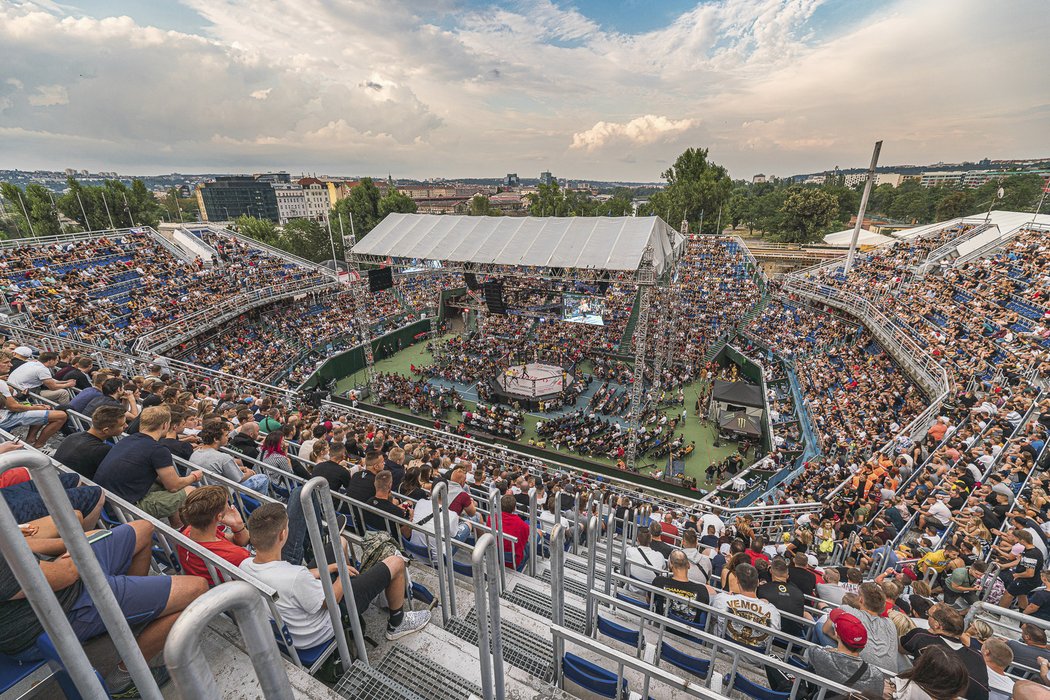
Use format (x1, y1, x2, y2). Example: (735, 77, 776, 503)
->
(659, 512, 680, 544)
(488, 494, 530, 569)
(177, 485, 250, 585)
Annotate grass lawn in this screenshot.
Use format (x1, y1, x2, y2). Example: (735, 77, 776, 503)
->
(335, 334, 740, 489)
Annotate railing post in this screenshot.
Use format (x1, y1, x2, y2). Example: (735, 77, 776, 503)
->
(550, 525, 566, 687)
(299, 477, 364, 667)
(165, 581, 295, 699)
(472, 534, 505, 700)
(528, 490, 539, 577)
(585, 516, 599, 635)
(430, 481, 454, 623)
(1, 452, 163, 699)
(0, 454, 108, 700)
(488, 487, 507, 592)
(604, 508, 616, 596)
(570, 491, 582, 555)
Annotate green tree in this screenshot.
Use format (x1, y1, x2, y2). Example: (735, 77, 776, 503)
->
(1, 183, 63, 237)
(645, 147, 733, 233)
(467, 194, 499, 216)
(773, 187, 839, 243)
(54, 177, 164, 230)
(233, 215, 279, 246)
(279, 218, 338, 263)
(378, 188, 417, 218)
(935, 190, 973, 220)
(526, 182, 566, 216)
(331, 178, 383, 241)
(594, 193, 633, 217)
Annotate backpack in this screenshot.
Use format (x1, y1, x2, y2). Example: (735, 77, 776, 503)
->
(359, 531, 405, 572)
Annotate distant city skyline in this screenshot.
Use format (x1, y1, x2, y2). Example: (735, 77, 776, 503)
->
(2, 0, 1048, 181)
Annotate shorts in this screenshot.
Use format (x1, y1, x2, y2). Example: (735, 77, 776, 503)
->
(349, 562, 392, 616)
(0, 409, 50, 430)
(137, 483, 187, 519)
(2, 472, 103, 524)
(67, 524, 172, 641)
(1007, 579, 1039, 596)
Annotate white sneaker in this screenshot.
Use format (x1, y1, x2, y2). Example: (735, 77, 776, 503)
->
(38, 445, 56, 456)
(384, 610, 431, 640)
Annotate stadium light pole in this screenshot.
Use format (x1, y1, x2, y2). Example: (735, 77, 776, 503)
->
(100, 191, 116, 230)
(75, 191, 90, 230)
(984, 181, 1004, 224)
(844, 140, 882, 275)
(16, 190, 36, 237)
(122, 192, 135, 227)
(325, 213, 338, 279)
(46, 189, 63, 233)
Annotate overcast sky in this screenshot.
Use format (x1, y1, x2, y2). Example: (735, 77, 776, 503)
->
(1, 0, 1047, 181)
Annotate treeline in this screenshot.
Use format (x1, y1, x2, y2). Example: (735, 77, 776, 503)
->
(0, 177, 184, 239)
(234, 178, 418, 264)
(727, 172, 1045, 242)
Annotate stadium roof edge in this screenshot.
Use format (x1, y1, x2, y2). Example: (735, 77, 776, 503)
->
(350, 213, 683, 276)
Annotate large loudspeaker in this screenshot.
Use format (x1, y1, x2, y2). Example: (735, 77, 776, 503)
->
(368, 267, 394, 293)
(464, 272, 479, 291)
(483, 280, 506, 315)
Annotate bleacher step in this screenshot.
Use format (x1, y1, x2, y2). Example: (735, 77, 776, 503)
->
(502, 583, 588, 633)
(335, 660, 429, 700)
(444, 607, 554, 681)
(540, 566, 593, 599)
(370, 644, 483, 700)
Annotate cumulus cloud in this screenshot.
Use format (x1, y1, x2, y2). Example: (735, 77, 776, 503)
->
(27, 84, 67, 106)
(0, 0, 1046, 179)
(571, 115, 698, 151)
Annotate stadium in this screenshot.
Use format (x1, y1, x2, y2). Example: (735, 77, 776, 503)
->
(0, 206, 1048, 700)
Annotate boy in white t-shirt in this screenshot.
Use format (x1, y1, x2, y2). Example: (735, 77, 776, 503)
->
(240, 502, 430, 647)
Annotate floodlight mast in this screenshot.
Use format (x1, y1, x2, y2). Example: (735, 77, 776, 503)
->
(843, 140, 883, 275)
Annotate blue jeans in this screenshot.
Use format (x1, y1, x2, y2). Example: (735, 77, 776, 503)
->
(242, 473, 271, 495)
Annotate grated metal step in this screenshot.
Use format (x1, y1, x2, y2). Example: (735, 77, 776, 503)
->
(540, 567, 590, 599)
(502, 584, 588, 633)
(334, 660, 428, 700)
(564, 554, 607, 576)
(376, 644, 483, 700)
(444, 607, 554, 681)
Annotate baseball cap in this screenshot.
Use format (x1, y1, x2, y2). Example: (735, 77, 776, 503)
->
(12, 346, 33, 358)
(829, 609, 867, 649)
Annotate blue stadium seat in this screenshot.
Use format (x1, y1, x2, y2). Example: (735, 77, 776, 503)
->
(562, 652, 625, 699)
(658, 641, 709, 679)
(724, 672, 791, 700)
(0, 653, 47, 695)
(35, 633, 109, 700)
(596, 615, 642, 648)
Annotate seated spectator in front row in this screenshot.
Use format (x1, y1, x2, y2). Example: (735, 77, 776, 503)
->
(982, 638, 1014, 700)
(804, 609, 886, 698)
(240, 502, 430, 647)
(625, 528, 667, 592)
(0, 520, 208, 697)
(189, 424, 270, 495)
(95, 406, 203, 526)
(887, 646, 971, 700)
(177, 485, 251, 586)
(712, 563, 781, 649)
(900, 604, 989, 700)
(652, 550, 715, 624)
(1008, 623, 1050, 672)
(53, 405, 126, 480)
(487, 494, 529, 569)
(0, 351, 67, 449)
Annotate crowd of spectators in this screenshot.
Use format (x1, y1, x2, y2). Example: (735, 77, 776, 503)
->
(1, 231, 330, 350)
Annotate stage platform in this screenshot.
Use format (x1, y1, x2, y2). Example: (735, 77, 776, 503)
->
(495, 362, 571, 399)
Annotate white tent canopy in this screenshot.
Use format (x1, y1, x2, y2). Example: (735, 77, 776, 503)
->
(351, 213, 682, 275)
(822, 228, 896, 247)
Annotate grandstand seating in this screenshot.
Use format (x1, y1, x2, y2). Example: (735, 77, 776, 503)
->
(0, 215, 1048, 699)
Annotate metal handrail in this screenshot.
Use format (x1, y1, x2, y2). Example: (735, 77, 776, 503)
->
(0, 451, 163, 699)
(299, 477, 366, 666)
(0, 454, 108, 699)
(471, 534, 506, 700)
(164, 581, 295, 699)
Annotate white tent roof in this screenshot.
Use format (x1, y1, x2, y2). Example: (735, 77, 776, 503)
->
(822, 228, 895, 247)
(352, 213, 682, 275)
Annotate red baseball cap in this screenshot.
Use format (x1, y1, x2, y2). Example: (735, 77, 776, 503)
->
(829, 609, 868, 650)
